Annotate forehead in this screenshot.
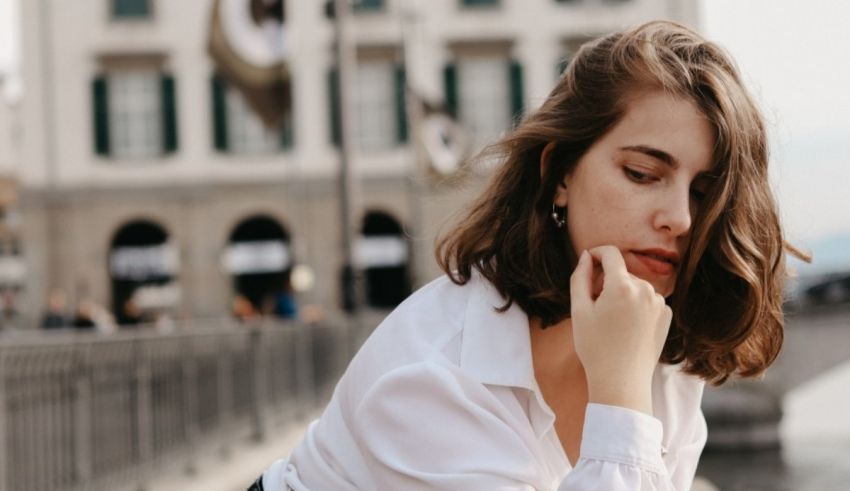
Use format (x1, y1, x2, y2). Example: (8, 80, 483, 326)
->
(605, 91, 716, 175)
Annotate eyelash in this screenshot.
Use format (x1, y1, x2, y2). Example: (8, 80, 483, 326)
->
(624, 167, 657, 183)
(623, 167, 707, 201)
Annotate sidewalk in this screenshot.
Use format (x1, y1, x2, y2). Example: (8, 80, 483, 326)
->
(148, 415, 316, 491)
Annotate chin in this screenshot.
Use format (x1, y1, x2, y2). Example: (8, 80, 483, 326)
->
(645, 278, 674, 298)
(657, 282, 675, 298)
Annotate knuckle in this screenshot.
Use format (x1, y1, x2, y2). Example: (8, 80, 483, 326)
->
(635, 280, 654, 298)
(611, 276, 632, 293)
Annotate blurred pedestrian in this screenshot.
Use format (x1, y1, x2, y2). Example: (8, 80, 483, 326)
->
(41, 288, 69, 329)
(119, 297, 145, 327)
(272, 275, 298, 320)
(233, 294, 259, 324)
(71, 298, 97, 330)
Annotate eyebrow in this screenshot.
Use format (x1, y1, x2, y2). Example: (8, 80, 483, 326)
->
(619, 145, 717, 179)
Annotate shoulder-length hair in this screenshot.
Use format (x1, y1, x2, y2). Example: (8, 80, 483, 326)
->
(435, 20, 808, 385)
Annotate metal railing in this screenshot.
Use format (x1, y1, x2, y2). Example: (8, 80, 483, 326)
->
(0, 317, 371, 491)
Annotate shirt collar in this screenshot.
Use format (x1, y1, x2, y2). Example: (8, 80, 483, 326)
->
(458, 273, 559, 439)
(459, 273, 537, 391)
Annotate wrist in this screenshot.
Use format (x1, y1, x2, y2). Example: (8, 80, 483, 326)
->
(587, 379, 653, 415)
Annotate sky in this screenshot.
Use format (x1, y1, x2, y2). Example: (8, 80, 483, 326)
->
(699, 0, 850, 257)
(0, 0, 848, 251)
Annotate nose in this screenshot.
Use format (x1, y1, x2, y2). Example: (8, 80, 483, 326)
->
(653, 186, 693, 237)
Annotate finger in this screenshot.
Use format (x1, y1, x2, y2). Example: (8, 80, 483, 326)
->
(587, 246, 629, 287)
(591, 262, 604, 300)
(570, 250, 593, 311)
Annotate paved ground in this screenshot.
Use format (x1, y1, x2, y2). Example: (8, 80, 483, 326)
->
(148, 415, 316, 491)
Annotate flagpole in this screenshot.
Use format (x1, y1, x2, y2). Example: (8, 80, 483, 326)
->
(334, 0, 361, 313)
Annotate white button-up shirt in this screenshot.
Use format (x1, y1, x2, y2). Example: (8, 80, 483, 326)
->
(261, 273, 707, 490)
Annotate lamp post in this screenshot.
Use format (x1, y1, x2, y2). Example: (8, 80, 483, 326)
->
(399, 0, 428, 289)
(333, 0, 362, 313)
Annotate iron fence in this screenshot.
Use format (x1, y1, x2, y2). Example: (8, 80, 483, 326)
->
(0, 317, 370, 491)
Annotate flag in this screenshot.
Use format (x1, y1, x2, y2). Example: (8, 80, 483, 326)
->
(207, 0, 291, 128)
(416, 98, 470, 178)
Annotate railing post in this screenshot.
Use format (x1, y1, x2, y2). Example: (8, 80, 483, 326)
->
(0, 348, 8, 491)
(294, 324, 315, 418)
(182, 335, 199, 475)
(73, 343, 92, 485)
(134, 338, 153, 486)
(249, 328, 268, 442)
(217, 334, 234, 456)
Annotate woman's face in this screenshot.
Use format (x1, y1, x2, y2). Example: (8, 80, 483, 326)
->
(555, 91, 716, 297)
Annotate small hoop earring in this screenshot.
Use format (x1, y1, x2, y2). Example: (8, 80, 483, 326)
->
(551, 204, 566, 228)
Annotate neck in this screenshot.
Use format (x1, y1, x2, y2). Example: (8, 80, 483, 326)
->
(529, 316, 584, 380)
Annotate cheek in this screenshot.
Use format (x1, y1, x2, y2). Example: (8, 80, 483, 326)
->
(569, 181, 636, 246)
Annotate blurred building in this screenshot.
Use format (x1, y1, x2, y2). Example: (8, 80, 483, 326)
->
(16, 0, 699, 324)
(0, 78, 24, 327)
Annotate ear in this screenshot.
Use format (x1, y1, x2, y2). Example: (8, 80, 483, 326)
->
(539, 141, 569, 207)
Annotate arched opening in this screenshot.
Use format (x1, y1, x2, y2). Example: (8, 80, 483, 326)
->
(223, 215, 294, 319)
(109, 219, 178, 325)
(358, 211, 411, 308)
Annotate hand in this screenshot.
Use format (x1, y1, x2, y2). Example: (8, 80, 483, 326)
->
(569, 246, 672, 414)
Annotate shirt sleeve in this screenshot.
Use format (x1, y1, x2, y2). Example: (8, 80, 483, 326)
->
(561, 403, 705, 491)
(352, 361, 705, 491)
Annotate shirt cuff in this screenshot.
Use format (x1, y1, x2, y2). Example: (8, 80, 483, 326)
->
(579, 403, 666, 474)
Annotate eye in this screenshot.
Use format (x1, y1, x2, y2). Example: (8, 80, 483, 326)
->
(690, 179, 712, 203)
(623, 167, 657, 183)
(690, 188, 707, 202)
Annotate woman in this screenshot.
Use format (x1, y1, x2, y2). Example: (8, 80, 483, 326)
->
(254, 20, 806, 490)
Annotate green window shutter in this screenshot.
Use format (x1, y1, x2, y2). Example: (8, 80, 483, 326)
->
(509, 60, 524, 126)
(113, 0, 151, 18)
(92, 76, 111, 156)
(461, 0, 499, 6)
(354, 0, 383, 11)
(394, 65, 408, 144)
(557, 57, 570, 76)
(328, 67, 341, 147)
(443, 64, 458, 119)
(280, 112, 294, 150)
(161, 73, 178, 153)
(211, 74, 229, 152)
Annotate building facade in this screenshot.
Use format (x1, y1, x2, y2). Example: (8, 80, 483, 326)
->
(17, 0, 700, 325)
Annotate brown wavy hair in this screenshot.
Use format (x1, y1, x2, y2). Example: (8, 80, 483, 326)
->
(435, 20, 809, 385)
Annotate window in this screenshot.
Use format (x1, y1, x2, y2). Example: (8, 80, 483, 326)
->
(108, 72, 162, 159)
(458, 58, 509, 148)
(556, 36, 594, 80)
(226, 89, 283, 155)
(210, 75, 292, 154)
(354, 61, 398, 151)
(112, 0, 151, 19)
(327, 61, 406, 150)
(92, 70, 178, 159)
(446, 57, 522, 150)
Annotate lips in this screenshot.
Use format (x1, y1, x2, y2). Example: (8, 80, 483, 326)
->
(630, 248, 680, 276)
